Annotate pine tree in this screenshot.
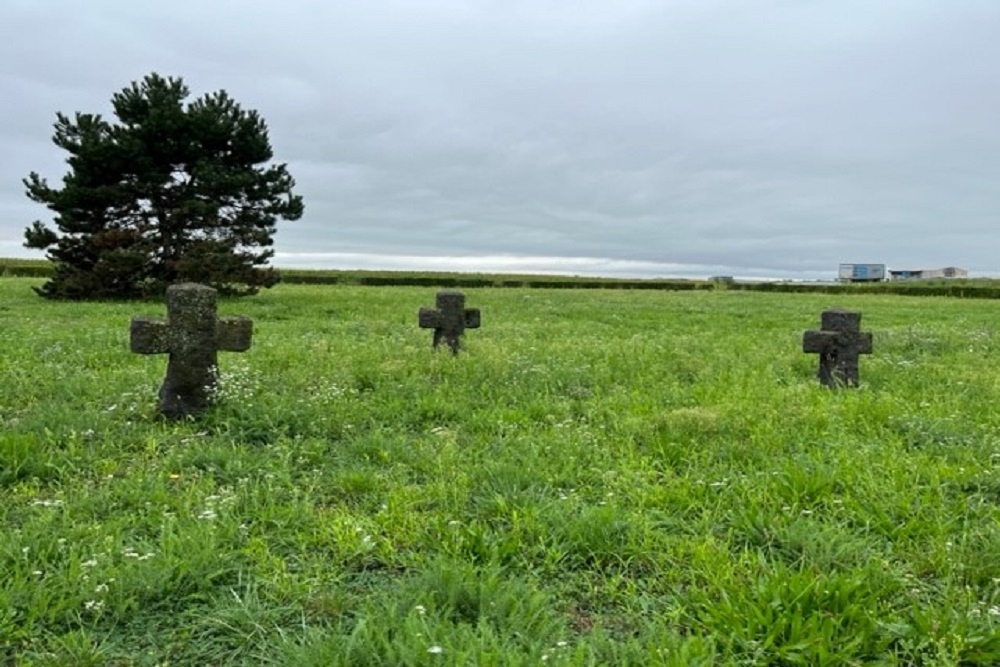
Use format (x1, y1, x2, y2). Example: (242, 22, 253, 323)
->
(23, 73, 304, 299)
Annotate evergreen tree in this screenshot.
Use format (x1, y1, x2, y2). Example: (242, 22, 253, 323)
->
(23, 73, 304, 298)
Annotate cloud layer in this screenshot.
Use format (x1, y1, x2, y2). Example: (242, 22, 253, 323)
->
(2, 0, 999, 278)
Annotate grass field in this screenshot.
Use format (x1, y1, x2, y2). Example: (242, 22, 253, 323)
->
(2, 278, 999, 665)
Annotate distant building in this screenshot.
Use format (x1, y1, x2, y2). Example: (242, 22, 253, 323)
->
(838, 263, 886, 283)
(888, 267, 968, 281)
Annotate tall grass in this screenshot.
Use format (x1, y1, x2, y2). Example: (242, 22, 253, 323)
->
(1, 278, 999, 665)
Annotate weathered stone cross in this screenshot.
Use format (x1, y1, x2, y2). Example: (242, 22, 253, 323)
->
(418, 291, 481, 354)
(131, 283, 253, 418)
(802, 308, 873, 387)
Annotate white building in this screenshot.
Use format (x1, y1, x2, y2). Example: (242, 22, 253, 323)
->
(888, 267, 968, 281)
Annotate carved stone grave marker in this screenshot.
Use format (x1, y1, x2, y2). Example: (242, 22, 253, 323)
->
(802, 308, 872, 387)
(131, 283, 253, 418)
(418, 291, 480, 354)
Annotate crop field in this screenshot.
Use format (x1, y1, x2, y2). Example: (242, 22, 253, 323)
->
(2, 277, 999, 665)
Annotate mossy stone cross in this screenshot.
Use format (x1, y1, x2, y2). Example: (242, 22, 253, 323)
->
(418, 291, 481, 354)
(131, 283, 253, 418)
(802, 308, 873, 387)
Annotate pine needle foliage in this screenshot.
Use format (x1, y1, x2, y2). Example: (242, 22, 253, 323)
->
(23, 73, 304, 299)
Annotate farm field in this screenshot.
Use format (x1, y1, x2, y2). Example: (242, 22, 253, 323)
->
(2, 278, 1000, 665)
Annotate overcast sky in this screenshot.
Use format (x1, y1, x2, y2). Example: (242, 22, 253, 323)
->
(2, 1, 998, 279)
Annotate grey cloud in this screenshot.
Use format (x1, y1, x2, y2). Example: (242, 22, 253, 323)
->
(2, 0, 1000, 278)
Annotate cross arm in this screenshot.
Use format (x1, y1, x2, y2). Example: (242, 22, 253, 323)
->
(853, 332, 874, 355)
(130, 317, 171, 354)
(803, 330, 873, 355)
(802, 330, 835, 354)
(216, 316, 253, 352)
(464, 308, 481, 329)
(418, 308, 442, 329)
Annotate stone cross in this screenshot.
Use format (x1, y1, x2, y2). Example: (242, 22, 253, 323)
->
(418, 291, 481, 354)
(802, 308, 873, 387)
(131, 283, 253, 418)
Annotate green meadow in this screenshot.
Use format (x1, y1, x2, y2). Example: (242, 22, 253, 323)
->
(2, 277, 999, 665)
